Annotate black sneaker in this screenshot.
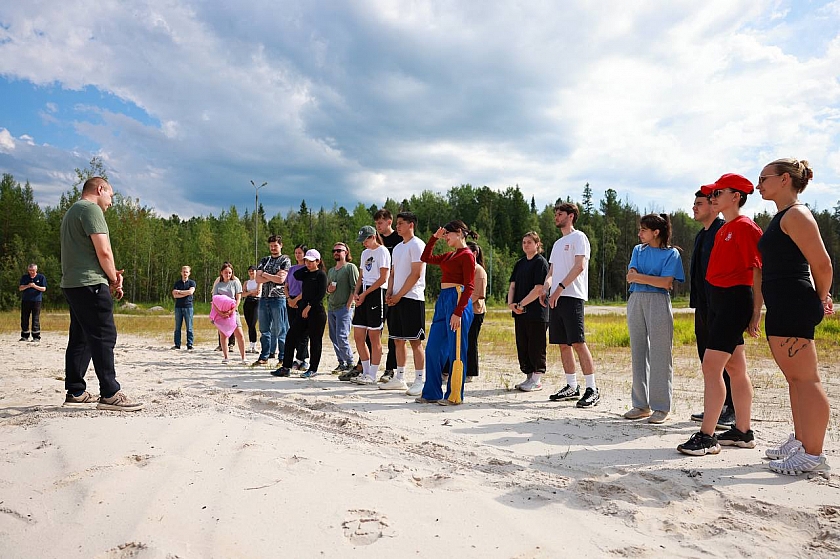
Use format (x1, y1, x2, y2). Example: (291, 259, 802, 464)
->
(576, 387, 600, 408)
(677, 431, 721, 456)
(717, 427, 755, 448)
(690, 411, 704, 422)
(716, 406, 736, 430)
(271, 367, 292, 377)
(338, 368, 361, 381)
(378, 369, 395, 383)
(549, 384, 580, 401)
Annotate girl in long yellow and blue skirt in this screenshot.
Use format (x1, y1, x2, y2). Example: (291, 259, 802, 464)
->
(417, 220, 477, 405)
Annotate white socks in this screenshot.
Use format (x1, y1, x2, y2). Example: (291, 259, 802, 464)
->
(566, 373, 578, 389)
(396, 366, 405, 381)
(414, 369, 425, 384)
(584, 374, 596, 390)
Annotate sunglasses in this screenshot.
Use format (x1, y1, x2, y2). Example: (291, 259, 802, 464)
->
(332, 248, 345, 253)
(710, 189, 735, 198)
(757, 173, 781, 185)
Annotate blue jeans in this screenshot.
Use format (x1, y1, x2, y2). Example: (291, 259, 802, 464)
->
(259, 297, 288, 361)
(328, 307, 354, 365)
(174, 307, 194, 348)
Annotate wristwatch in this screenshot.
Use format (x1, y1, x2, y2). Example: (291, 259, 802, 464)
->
(558, 282, 566, 290)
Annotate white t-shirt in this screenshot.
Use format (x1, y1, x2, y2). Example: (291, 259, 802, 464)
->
(360, 245, 391, 287)
(548, 229, 590, 301)
(391, 236, 426, 301)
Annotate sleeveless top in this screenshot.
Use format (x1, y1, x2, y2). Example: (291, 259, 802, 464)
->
(757, 205, 809, 283)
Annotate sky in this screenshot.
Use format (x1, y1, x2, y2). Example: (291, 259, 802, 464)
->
(1, 1, 839, 220)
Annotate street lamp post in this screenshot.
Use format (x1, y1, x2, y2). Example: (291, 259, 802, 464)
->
(250, 180, 267, 265)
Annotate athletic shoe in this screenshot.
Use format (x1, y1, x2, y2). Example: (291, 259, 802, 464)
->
(514, 373, 533, 390)
(299, 370, 317, 379)
(379, 378, 408, 391)
(677, 431, 721, 456)
(576, 387, 600, 408)
(647, 410, 669, 424)
(769, 448, 831, 478)
(332, 363, 345, 374)
(63, 391, 94, 406)
(338, 368, 361, 381)
(187, 346, 194, 351)
(351, 375, 376, 386)
(96, 391, 144, 412)
(717, 426, 756, 448)
(623, 407, 652, 420)
(170, 345, 180, 350)
(406, 379, 425, 396)
(716, 407, 736, 429)
(271, 367, 291, 377)
(690, 405, 736, 429)
(549, 384, 580, 401)
(215, 345, 222, 351)
(19, 337, 28, 342)
(414, 397, 440, 404)
(518, 378, 542, 392)
(251, 359, 268, 367)
(378, 369, 395, 383)
(222, 358, 230, 364)
(766, 433, 802, 459)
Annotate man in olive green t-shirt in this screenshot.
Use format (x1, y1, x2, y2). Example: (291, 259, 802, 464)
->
(60, 177, 143, 411)
(326, 241, 359, 373)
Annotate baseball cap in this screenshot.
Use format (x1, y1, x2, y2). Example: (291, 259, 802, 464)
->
(303, 249, 321, 261)
(700, 173, 754, 196)
(357, 225, 376, 242)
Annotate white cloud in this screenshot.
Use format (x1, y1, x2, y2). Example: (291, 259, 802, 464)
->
(0, 0, 838, 218)
(0, 128, 15, 151)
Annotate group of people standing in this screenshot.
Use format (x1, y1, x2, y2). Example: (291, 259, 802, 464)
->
(56, 161, 834, 478)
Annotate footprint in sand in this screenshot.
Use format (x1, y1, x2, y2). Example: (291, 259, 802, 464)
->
(94, 542, 154, 559)
(342, 509, 395, 545)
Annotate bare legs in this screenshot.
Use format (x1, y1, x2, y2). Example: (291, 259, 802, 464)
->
(701, 346, 752, 435)
(768, 336, 829, 455)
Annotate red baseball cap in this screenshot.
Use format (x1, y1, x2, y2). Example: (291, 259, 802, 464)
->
(700, 173, 754, 196)
(699, 183, 716, 196)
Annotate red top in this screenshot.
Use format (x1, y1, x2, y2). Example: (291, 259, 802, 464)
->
(706, 215, 763, 287)
(421, 236, 476, 316)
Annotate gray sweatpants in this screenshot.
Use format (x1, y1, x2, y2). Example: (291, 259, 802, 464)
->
(627, 291, 674, 412)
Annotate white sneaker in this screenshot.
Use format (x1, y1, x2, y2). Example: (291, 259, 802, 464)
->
(766, 433, 802, 459)
(222, 358, 230, 364)
(406, 379, 425, 396)
(518, 377, 542, 392)
(514, 373, 534, 390)
(769, 448, 831, 478)
(379, 378, 409, 391)
(351, 375, 376, 385)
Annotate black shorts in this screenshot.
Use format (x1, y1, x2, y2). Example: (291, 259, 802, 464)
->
(352, 288, 386, 330)
(548, 297, 586, 345)
(763, 279, 824, 339)
(388, 298, 426, 340)
(707, 285, 753, 354)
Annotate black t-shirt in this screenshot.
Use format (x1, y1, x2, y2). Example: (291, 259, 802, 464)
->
(509, 254, 549, 322)
(173, 279, 196, 308)
(294, 267, 328, 312)
(689, 218, 724, 311)
(382, 231, 401, 255)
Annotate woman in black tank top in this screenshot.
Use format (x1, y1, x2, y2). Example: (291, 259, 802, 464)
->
(756, 158, 833, 477)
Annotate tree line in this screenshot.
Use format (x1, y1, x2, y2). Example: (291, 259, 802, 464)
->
(2, 161, 838, 310)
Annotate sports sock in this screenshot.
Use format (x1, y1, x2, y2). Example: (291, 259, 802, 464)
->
(369, 363, 380, 380)
(362, 359, 371, 377)
(396, 366, 405, 381)
(414, 369, 425, 383)
(566, 373, 578, 389)
(584, 374, 596, 390)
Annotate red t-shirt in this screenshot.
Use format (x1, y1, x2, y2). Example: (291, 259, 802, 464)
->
(421, 236, 475, 316)
(706, 215, 763, 287)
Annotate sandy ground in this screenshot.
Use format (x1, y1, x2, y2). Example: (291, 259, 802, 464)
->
(3, 330, 840, 559)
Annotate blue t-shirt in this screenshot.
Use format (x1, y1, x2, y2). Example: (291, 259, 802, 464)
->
(628, 245, 685, 294)
(173, 279, 196, 308)
(20, 273, 47, 302)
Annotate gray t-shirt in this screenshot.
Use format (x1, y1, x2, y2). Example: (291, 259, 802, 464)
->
(213, 278, 243, 301)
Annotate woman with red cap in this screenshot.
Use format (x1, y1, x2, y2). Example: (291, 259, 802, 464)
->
(757, 158, 833, 477)
(678, 173, 763, 456)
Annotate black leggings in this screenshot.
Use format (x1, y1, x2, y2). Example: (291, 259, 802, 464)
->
(466, 312, 485, 377)
(283, 308, 327, 372)
(244, 298, 259, 343)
